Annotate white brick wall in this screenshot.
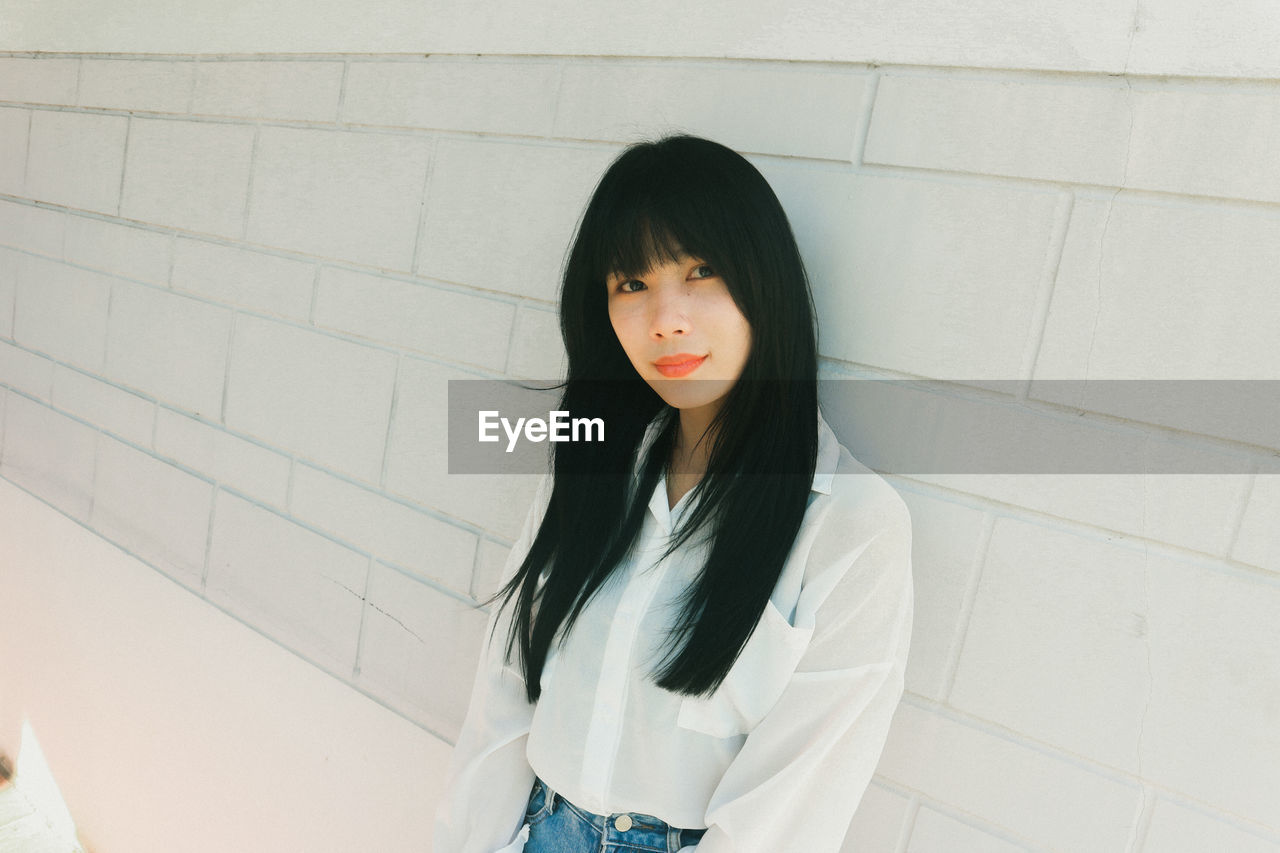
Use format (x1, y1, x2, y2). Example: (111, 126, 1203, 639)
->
(14, 254, 111, 371)
(247, 126, 431, 269)
(313, 266, 516, 371)
(91, 433, 215, 587)
(121, 117, 255, 238)
(105, 280, 231, 418)
(224, 314, 397, 482)
(1, 33, 1278, 853)
(206, 489, 370, 677)
(25, 109, 128, 214)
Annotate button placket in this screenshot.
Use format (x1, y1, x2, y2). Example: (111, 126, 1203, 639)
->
(578, 531, 672, 802)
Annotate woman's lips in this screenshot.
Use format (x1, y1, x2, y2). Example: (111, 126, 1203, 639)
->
(653, 354, 707, 378)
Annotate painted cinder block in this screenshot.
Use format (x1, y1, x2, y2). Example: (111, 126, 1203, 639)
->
(555, 60, 870, 161)
(104, 280, 232, 419)
(948, 515, 1280, 831)
(0, 393, 97, 522)
(90, 434, 214, 588)
(0, 2, 1169, 74)
(0, 107, 28, 196)
(917, 423, 1252, 558)
(1125, 85, 1280, 205)
(1142, 797, 1280, 853)
(762, 161, 1061, 379)
(13, 254, 111, 373)
(0, 248, 15, 339)
(191, 59, 344, 123)
(877, 702, 1140, 852)
(927, 470, 1251, 561)
(1127, 5, 1280, 79)
(224, 314, 397, 484)
(906, 807, 1032, 852)
(64, 214, 173, 287)
(506, 302, 565, 380)
(206, 489, 368, 678)
(472, 537, 512, 604)
(24, 109, 128, 215)
(171, 236, 316, 322)
(1140, 553, 1280, 829)
(1035, 194, 1280, 385)
(0, 199, 65, 257)
(1233, 474, 1280, 574)
(77, 58, 194, 115)
(383, 353, 543, 540)
(51, 365, 155, 448)
(154, 407, 292, 510)
(245, 125, 431, 271)
(840, 782, 910, 853)
(416, 138, 615, 302)
(313, 265, 515, 372)
(119, 116, 255, 239)
(289, 461, 478, 595)
(949, 516, 1153, 774)
(864, 73, 1131, 186)
(357, 561, 489, 737)
(343, 57, 559, 137)
(0, 341, 54, 402)
(0, 57, 78, 106)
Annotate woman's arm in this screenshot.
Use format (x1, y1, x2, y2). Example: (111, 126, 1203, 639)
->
(434, 473, 553, 853)
(686, 492, 914, 852)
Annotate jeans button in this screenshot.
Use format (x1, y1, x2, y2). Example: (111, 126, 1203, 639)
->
(614, 814, 633, 832)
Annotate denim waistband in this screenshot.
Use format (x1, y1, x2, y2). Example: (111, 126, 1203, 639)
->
(530, 776, 707, 852)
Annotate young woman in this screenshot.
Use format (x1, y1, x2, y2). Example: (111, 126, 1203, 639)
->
(435, 134, 914, 853)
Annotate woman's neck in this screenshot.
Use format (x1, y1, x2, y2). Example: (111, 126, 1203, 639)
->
(666, 406, 718, 508)
(673, 407, 718, 473)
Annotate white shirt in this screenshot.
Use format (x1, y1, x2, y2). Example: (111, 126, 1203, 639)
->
(435, 410, 914, 853)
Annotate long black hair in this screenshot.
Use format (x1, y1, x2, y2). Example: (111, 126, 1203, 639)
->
(491, 134, 819, 702)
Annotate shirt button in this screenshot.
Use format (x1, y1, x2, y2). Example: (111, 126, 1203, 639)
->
(614, 815, 633, 832)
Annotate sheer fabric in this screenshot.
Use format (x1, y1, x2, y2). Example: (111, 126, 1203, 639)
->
(434, 411, 914, 852)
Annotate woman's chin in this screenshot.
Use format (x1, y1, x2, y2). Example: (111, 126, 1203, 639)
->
(645, 378, 734, 413)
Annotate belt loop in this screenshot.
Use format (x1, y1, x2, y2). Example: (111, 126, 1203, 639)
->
(542, 777, 559, 810)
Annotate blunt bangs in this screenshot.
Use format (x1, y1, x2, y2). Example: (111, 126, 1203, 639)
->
(580, 145, 750, 301)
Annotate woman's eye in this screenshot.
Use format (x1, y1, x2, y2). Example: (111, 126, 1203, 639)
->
(611, 266, 711, 293)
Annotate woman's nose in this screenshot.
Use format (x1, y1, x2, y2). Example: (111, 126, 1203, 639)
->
(649, 285, 691, 338)
(650, 308, 689, 338)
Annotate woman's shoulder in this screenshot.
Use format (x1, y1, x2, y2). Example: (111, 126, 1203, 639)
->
(811, 412, 911, 538)
(826, 446, 911, 532)
(799, 440, 913, 590)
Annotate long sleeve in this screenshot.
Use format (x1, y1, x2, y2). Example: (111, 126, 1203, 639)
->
(434, 473, 554, 853)
(688, 493, 914, 853)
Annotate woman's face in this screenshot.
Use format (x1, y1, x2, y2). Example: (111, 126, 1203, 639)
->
(606, 251, 752, 419)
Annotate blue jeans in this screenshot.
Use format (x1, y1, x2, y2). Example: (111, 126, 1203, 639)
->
(523, 776, 707, 853)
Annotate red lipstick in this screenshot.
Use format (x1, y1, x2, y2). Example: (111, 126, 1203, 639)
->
(653, 353, 707, 378)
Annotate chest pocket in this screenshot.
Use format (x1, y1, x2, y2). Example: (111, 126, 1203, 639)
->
(676, 600, 814, 738)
